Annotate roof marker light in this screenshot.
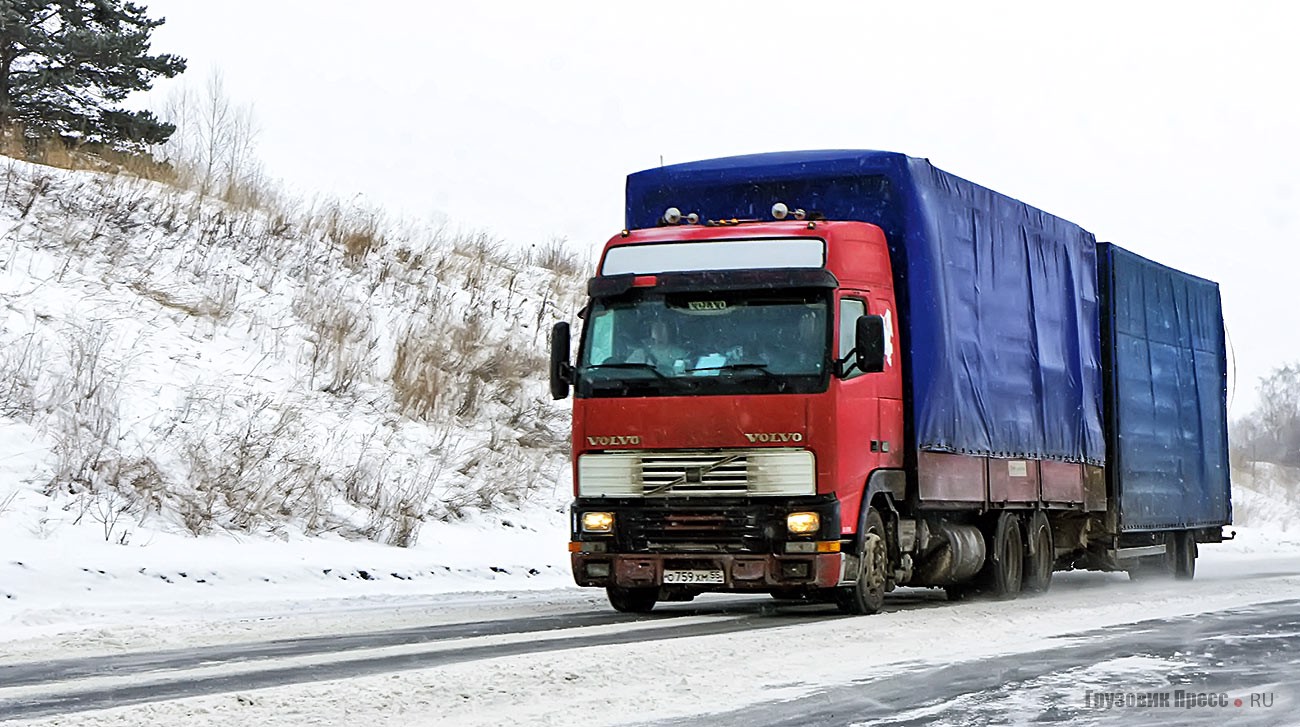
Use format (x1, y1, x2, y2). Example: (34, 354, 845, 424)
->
(772, 202, 807, 221)
(662, 208, 699, 225)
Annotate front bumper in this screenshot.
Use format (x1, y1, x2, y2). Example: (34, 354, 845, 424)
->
(571, 551, 844, 590)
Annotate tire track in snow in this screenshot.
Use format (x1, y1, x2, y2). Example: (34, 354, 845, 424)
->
(0, 599, 840, 721)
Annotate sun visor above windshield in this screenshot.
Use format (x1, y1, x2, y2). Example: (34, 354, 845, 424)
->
(588, 269, 839, 297)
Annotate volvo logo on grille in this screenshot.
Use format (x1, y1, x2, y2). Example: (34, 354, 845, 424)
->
(587, 435, 641, 446)
(684, 466, 705, 483)
(743, 432, 804, 443)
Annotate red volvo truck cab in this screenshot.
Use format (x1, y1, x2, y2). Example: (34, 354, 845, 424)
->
(550, 151, 1231, 614)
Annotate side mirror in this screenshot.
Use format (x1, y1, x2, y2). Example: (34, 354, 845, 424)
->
(550, 321, 573, 400)
(854, 315, 886, 374)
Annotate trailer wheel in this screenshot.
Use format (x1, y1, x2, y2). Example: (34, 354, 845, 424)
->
(836, 508, 888, 615)
(979, 512, 1023, 599)
(1022, 513, 1054, 594)
(1173, 531, 1197, 581)
(607, 586, 657, 613)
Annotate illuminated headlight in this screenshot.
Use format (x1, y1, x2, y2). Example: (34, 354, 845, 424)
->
(581, 511, 615, 533)
(787, 512, 820, 535)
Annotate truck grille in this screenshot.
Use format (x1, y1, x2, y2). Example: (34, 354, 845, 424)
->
(577, 448, 815, 498)
(640, 452, 750, 495)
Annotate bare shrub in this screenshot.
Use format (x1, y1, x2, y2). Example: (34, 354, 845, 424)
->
(530, 236, 583, 276)
(331, 209, 384, 264)
(179, 397, 312, 536)
(293, 282, 375, 394)
(160, 73, 266, 207)
(0, 332, 46, 418)
(391, 319, 453, 420)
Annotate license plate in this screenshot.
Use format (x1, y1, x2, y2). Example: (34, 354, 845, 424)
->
(663, 569, 724, 585)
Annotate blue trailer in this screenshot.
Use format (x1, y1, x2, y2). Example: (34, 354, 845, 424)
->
(1094, 243, 1232, 578)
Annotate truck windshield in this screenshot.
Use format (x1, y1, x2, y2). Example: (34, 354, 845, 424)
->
(576, 289, 830, 398)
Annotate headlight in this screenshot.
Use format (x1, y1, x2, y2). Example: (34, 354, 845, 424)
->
(581, 511, 615, 533)
(787, 512, 820, 535)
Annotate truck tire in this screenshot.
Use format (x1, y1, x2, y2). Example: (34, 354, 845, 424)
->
(979, 512, 1023, 599)
(1022, 513, 1054, 594)
(1173, 531, 1197, 581)
(1127, 536, 1176, 580)
(836, 508, 888, 615)
(607, 586, 657, 613)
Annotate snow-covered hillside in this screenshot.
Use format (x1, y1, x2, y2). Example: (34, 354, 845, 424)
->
(0, 156, 587, 626)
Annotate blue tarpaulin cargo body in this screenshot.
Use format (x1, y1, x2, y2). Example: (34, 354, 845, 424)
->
(627, 150, 1106, 467)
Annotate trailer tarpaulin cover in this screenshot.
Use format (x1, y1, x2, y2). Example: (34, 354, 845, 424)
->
(1098, 243, 1231, 530)
(626, 151, 1105, 465)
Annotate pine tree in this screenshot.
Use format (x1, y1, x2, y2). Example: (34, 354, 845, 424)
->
(0, 1, 185, 149)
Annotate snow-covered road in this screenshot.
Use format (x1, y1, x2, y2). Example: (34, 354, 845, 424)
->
(3, 534, 1300, 726)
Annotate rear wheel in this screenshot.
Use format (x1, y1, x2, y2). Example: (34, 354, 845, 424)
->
(979, 512, 1023, 599)
(836, 508, 889, 615)
(1022, 513, 1054, 594)
(1173, 531, 1198, 580)
(1127, 536, 1177, 580)
(607, 586, 657, 613)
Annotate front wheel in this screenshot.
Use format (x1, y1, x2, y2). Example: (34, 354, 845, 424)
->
(836, 508, 889, 615)
(607, 586, 657, 613)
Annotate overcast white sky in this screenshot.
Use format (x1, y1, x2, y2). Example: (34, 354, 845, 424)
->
(140, 1, 1298, 415)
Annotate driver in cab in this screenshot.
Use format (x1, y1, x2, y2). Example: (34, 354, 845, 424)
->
(627, 320, 688, 372)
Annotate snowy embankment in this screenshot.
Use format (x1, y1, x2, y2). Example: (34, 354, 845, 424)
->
(0, 156, 586, 643)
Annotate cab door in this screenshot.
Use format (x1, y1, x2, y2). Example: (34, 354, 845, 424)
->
(833, 291, 880, 534)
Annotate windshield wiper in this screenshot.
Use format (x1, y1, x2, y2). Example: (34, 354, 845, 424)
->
(686, 362, 781, 379)
(583, 362, 672, 382)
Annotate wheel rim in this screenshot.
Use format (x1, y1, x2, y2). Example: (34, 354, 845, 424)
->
(1036, 527, 1052, 583)
(863, 532, 887, 592)
(1004, 521, 1023, 590)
